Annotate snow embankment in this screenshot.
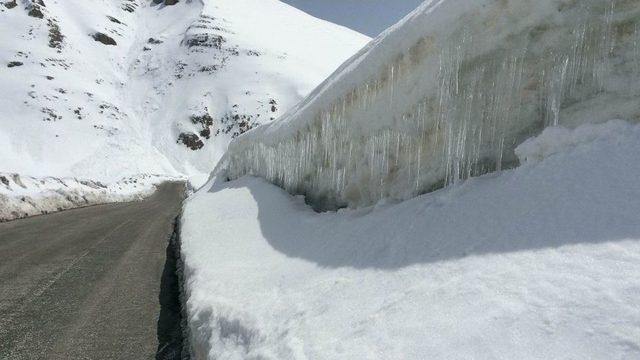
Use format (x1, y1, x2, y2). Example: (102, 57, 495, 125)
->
(180, 120, 640, 359)
(217, 0, 640, 209)
(0, 173, 175, 222)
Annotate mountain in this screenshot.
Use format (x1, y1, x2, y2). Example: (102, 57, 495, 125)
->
(0, 0, 369, 186)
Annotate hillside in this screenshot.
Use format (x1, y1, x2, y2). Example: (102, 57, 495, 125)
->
(0, 0, 369, 186)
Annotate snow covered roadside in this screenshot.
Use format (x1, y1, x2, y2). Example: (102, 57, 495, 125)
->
(0, 173, 179, 222)
(180, 120, 640, 359)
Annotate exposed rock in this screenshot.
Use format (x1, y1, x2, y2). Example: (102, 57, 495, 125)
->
(48, 19, 64, 50)
(7, 61, 23, 67)
(27, 6, 43, 18)
(199, 128, 211, 139)
(91, 32, 117, 46)
(106, 16, 123, 25)
(190, 113, 214, 139)
(177, 133, 204, 150)
(199, 65, 218, 73)
(4, 0, 17, 9)
(217, 111, 259, 138)
(121, 0, 137, 13)
(183, 33, 224, 49)
(41, 107, 60, 121)
(152, 0, 179, 5)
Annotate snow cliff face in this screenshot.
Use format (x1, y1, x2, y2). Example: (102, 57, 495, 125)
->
(220, 0, 640, 209)
(0, 0, 369, 186)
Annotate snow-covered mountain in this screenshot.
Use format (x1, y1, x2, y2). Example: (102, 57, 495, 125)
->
(0, 0, 369, 186)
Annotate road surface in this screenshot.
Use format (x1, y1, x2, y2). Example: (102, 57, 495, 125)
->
(0, 182, 186, 360)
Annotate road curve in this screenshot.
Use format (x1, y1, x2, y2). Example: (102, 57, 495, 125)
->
(0, 182, 186, 360)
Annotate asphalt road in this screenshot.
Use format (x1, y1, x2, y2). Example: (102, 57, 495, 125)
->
(0, 182, 186, 360)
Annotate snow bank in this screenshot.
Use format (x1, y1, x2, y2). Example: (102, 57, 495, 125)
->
(0, 173, 175, 222)
(181, 120, 640, 359)
(219, 0, 640, 209)
(515, 119, 633, 164)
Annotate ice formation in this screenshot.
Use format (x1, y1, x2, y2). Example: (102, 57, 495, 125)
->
(218, 0, 640, 209)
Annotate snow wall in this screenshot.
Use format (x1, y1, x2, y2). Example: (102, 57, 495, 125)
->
(216, 0, 640, 210)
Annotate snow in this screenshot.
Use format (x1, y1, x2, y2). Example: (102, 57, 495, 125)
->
(181, 120, 640, 359)
(0, 0, 368, 188)
(515, 120, 636, 165)
(0, 172, 174, 222)
(219, 0, 640, 209)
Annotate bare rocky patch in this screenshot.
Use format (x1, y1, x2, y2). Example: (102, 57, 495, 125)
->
(48, 19, 64, 51)
(183, 33, 225, 50)
(121, 0, 138, 13)
(91, 32, 117, 46)
(3, 0, 17, 9)
(107, 15, 124, 25)
(177, 133, 204, 150)
(190, 113, 214, 139)
(218, 112, 257, 138)
(41, 107, 60, 121)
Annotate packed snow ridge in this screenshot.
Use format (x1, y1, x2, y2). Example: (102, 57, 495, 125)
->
(218, 0, 640, 209)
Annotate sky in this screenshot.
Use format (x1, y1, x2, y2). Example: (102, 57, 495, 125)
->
(280, 0, 425, 37)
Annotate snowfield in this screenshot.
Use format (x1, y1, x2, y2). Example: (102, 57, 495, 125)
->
(0, 0, 368, 187)
(181, 120, 640, 359)
(0, 173, 175, 222)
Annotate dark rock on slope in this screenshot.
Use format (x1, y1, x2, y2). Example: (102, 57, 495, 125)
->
(91, 32, 117, 46)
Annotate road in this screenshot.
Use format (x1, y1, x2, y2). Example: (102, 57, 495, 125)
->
(0, 182, 186, 360)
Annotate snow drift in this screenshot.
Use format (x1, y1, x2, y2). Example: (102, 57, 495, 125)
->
(181, 120, 640, 359)
(219, 0, 640, 209)
(0, 173, 171, 221)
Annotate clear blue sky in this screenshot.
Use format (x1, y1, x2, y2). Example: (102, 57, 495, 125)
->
(280, 0, 425, 37)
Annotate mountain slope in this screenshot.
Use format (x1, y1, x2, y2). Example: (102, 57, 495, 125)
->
(0, 0, 369, 186)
